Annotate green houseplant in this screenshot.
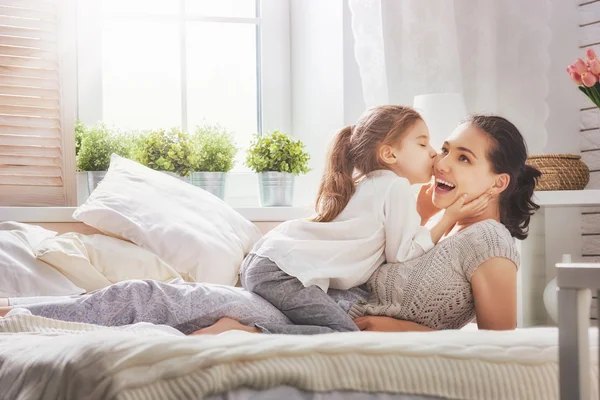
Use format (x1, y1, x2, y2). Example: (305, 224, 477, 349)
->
(76, 122, 132, 192)
(133, 127, 194, 180)
(245, 130, 310, 206)
(188, 124, 238, 199)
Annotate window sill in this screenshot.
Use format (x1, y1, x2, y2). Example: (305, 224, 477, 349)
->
(0, 206, 313, 223)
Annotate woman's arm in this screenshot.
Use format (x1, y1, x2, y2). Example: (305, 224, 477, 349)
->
(471, 257, 518, 330)
(354, 316, 435, 332)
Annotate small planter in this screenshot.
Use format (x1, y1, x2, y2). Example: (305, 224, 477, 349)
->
(190, 172, 227, 200)
(87, 171, 107, 193)
(258, 172, 294, 207)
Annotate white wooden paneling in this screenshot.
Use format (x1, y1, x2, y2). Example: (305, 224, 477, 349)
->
(580, 108, 599, 130)
(0, 25, 56, 41)
(0, 164, 61, 176)
(582, 129, 600, 151)
(582, 212, 600, 234)
(0, 0, 56, 12)
(0, 134, 60, 147)
(0, 96, 59, 108)
(583, 149, 600, 169)
(0, 185, 64, 206)
(583, 235, 600, 254)
(0, 125, 59, 137)
(0, 5, 56, 21)
(0, 105, 59, 118)
(590, 171, 600, 188)
(580, 23, 600, 47)
(580, 1, 600, 25)
(0, 65, 58, 80)
(579, 93, 597, 109)
(0, 55, 57, 70)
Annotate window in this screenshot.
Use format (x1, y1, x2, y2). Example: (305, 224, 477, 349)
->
(78, 0, 290, 174)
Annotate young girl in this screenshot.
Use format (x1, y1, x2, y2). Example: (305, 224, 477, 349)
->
(240, 105, 491, 334)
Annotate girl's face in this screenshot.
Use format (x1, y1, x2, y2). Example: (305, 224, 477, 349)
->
(432, 123, 502, 209)
(382, 119, 437, 185)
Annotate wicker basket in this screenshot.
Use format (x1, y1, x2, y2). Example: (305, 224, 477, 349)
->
(526, 154, 590, 191)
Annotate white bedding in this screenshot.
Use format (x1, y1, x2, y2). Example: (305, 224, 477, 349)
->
(0, 314, 597, 400)
(0, 222, 84, 297)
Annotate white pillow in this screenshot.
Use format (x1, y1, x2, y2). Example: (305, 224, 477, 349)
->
(36, 232, 187, 292)
(72, 154, 262, 285)
(0, 222, 84, 297)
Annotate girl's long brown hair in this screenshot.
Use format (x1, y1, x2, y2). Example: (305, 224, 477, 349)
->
(313, 105, 422, 222)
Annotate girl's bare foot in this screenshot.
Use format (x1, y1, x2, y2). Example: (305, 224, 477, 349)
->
(0, 298, 8, 307)
(0, 306, 13, 318)
(188, 317, 261, 335)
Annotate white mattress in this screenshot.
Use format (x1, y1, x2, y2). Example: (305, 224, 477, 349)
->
(0, 314, 597, 400)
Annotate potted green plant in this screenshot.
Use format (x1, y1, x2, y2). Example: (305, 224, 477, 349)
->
(76, 121, 132, 192)
(188, 124, 238, 200)
(132, 127, 194, 181)
(245, 130, 310, 206)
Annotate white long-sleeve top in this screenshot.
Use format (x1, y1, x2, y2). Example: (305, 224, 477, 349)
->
(250, 170, 435, 292)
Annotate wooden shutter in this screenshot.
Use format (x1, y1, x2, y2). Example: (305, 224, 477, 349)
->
(0, 0, 76, 206)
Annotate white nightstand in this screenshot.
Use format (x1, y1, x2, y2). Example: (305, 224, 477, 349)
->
(518, 190, 600, 327)
(556, 261, 600, 400)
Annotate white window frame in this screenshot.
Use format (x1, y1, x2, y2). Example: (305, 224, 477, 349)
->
(76, 0, 291, 205)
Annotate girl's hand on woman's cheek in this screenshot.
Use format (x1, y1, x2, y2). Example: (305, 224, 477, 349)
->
(416, 178, 440, 223)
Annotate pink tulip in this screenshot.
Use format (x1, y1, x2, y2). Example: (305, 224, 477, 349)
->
(587, 48, 598, 62)
(589, 59, 600, 75)
(570, 72, 583, 85)
(582, 71, 598, 87)
(574, 58, 589, 74)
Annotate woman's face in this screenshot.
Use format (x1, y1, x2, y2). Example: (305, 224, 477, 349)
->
(432, 122, 500, 209)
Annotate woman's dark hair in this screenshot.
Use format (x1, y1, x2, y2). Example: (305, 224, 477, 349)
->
(467, 115, 542, 240)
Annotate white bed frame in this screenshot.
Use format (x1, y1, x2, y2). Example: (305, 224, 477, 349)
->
(0, 206, 295, 236)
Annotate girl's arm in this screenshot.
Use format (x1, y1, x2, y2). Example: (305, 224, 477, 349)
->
(471, 257, 518, 330)
(354, 316, 435, 332)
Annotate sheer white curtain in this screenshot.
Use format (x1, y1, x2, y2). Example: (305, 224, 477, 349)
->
(349, 0, 552, 153)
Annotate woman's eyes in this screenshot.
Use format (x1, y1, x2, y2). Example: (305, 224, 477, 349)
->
(441, 148, 469, 163)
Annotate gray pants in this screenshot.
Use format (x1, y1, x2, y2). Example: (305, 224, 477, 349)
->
(11, 278, 368, 336)
(241, 254, 360, 334)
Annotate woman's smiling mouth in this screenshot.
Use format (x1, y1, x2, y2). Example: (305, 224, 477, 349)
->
(435, 177, 456, 194)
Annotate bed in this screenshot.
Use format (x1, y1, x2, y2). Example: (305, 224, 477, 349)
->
(0, 208, 598, 400)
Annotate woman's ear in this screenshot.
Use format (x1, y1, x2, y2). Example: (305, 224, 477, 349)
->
(379, 144, 397, 165)
(491, 173, 510, 194)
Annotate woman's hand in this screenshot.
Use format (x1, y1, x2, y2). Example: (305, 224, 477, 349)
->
(354, 316, 435, 332)
(416, 179, 440, 225)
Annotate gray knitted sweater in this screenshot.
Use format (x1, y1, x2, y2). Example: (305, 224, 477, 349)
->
(349, 219, 520, 330)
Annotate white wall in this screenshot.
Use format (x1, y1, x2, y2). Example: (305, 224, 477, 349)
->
(289, 0, 586, 209)
(545, 0, 580, 155)
(290, 0, 345, 207)
(342, 0, 365, 125)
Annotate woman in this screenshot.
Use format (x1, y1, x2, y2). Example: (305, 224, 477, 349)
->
(0, 115, 540, 334)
